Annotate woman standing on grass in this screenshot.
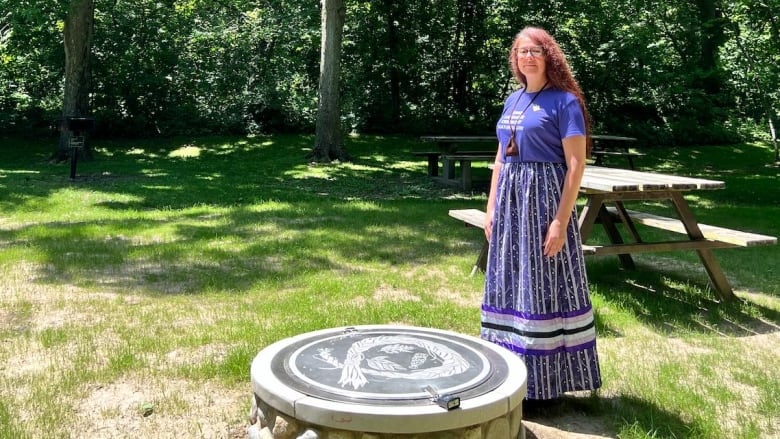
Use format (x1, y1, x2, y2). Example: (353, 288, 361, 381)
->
(481, 26, 602, 403)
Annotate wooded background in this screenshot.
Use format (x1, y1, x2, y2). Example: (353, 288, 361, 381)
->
(1, 0, 778, 146)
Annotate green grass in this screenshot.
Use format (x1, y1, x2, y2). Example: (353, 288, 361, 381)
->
(1, 134, 778, 438)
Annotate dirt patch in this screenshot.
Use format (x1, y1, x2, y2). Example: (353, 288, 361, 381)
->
(521, 394, 617, 439)
(72, 378, 247, 439)
(371, 283, 422, 302)
(164, 343, 231, 367)
(524, 416, 615, 439)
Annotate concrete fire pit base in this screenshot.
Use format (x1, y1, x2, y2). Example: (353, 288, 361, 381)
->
(248, 325, 527, 439)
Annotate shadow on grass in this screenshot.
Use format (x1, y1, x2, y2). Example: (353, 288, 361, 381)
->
(587, 257, 780, 338)
(1, 136, 777, 308)
(523, 392, 721, 439)
(0, 201, 477, 295)
(0, 135, 488, 295)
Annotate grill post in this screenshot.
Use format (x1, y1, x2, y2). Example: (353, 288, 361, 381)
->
(65, 116, 95, 180)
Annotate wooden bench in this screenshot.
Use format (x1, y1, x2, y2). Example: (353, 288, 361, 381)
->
(590, 135, 644, 170)
(419, 135, 496, 153)
(412, 150, 494, 177)
(590, 150, 645, 169)
(604, 207, 777, 249)
(449, 207, 776, 279)
(448, 208, 596, 275)
(438, 154, 495, 191)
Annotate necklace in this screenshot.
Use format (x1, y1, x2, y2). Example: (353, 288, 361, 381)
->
(505, 81, 548, 157)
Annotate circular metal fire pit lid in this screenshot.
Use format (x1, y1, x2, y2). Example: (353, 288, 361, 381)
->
(251, 325, 527, 433)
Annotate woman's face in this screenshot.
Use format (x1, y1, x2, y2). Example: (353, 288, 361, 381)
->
(515, 37, 546, 79)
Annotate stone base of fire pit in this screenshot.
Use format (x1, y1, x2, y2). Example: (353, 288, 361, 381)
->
(249, 325, 527, 439)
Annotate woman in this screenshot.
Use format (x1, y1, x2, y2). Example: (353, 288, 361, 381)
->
(481, 27, 602, 402)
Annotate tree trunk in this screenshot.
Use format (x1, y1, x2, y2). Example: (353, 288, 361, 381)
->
(761, 6, 780, 163)
(769, 115, 779, 163)
(311, 0, 349, 163)
(450, 0, 482, 113)
(695, 0, 726, 95)
(55, 0, 95, 163)
(384, 0, 401, 128)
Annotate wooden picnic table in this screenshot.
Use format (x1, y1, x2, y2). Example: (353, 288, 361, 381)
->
(577, 166, 778, 301)
(415, 136, 497, 189)
(590, 134, 643, 169)
(436, 153, 496, 191)
(415, 134, 643, 190)
(419, 135, 496, 153)
(580, 167, 723, 288)
(448, 166, 777, 302)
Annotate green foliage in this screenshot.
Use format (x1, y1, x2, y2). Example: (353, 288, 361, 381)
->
(0, 0, 778, 145)
(0, 2, 64, 133)
(721, 0, 780, 131)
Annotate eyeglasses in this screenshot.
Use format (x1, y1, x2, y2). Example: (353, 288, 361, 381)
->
(516, 46, 544, 57)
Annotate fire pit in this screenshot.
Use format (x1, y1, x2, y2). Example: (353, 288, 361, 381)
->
(249, 325, 527, 438)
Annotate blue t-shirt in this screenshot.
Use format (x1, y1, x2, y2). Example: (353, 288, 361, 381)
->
(495, 88, 586, 163)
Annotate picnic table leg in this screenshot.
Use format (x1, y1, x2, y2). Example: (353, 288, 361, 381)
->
(427, 155, 439, 177)
(471, 240, 489, 277)
(613, 201, 643, 243)
(578, 192, 605, 240)
(580, 194, 635, 269)
(461, 159, 473, 191)
(694, 250, 735, 301)
(669, 193, 736, 302)
(442, 157, 456, 181)
(598, 204, 636, 270)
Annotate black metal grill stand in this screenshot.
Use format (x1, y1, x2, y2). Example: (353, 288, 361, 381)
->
(65, 117, 94, 180)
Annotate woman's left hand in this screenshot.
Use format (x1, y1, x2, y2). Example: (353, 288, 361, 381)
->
(543, 219, 566, 257)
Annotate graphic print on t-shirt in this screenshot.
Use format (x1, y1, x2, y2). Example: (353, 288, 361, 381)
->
(497, 103, 542, 132)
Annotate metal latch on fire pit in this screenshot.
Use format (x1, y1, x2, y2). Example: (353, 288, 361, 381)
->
(423, 385, 460, 411)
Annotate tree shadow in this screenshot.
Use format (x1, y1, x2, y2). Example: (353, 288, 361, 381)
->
(2, 136, 778, 311)
(0, 135, 487, 295)
(523, 393, 708, 439)
(587, 257, 780, 338)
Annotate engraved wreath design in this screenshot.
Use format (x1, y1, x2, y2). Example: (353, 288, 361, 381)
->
(313, 335, 471, 390)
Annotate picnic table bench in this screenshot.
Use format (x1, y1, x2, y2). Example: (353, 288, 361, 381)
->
(435, 153, 496, 191)
(448, 208, 597, 276)
(448, 166, 777, 301)
(412, 150, 494, 178)
(415, 136, 497, 190)
(419, 135, 496, 153)
(590, 135, 644, 169)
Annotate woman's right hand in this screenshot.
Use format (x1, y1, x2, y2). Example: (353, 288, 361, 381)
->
(484, 209, 493, 241)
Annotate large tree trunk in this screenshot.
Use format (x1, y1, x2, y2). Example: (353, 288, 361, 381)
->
(55, 0, 94, 163)
(695, 0, 726, 94)
(450, 0, 476, 112)
(311, 0, 349, 163)
(384, 0, 401, 128)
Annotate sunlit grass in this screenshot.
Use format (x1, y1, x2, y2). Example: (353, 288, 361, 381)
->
(0, 135, 778, 438)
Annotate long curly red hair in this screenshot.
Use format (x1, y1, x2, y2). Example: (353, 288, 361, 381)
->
(508, 27, 592, 156)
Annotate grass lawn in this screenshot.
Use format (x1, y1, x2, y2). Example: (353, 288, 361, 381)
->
(1, 134, 778, 439)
